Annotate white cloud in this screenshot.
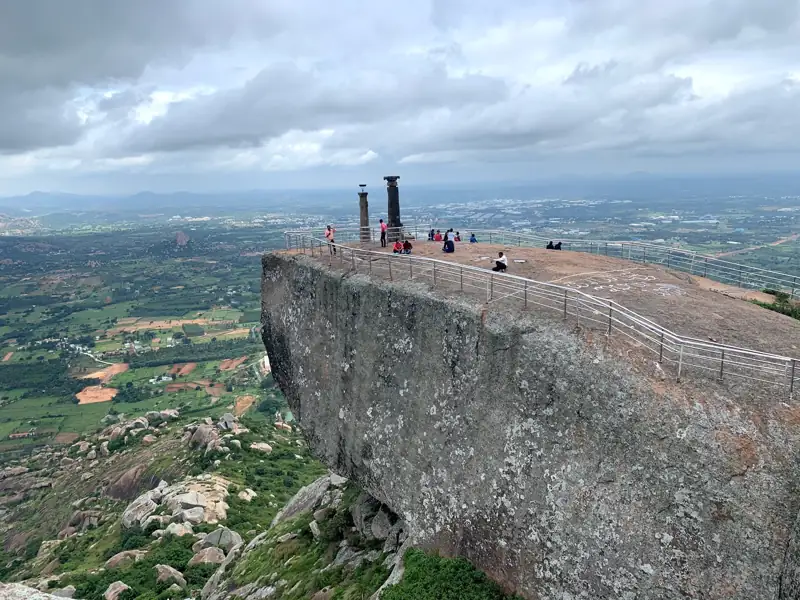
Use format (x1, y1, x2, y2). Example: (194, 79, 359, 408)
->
(2, 0, 800, 193)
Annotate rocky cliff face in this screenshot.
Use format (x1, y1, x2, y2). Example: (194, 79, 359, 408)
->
(261, 252, 800, 600)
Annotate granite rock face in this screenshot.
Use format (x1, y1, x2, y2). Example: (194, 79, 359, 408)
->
(260, 253, 800, 600)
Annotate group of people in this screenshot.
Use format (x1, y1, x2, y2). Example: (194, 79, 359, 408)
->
(427, 228, 478, 253)
(546, 240, 562, 250)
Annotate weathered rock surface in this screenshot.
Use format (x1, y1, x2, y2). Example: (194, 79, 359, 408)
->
(155, 564, 186, 588)
(0, 584, 68, 599)
(122, 474, 230, 529)
(261, 253, 800, 600)
(189, 546, 226, 566)
(103, 581, 130, 600)
(105, 549, 147, 569)
(270, 475, 330, 527)
(202, 526, 243, 554)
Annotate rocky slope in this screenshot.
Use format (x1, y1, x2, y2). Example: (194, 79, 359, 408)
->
(260, 251, 800, 600)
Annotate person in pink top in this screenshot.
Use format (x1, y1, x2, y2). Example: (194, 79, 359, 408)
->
(379, 218, 388, 247)
(325, 225, 336, 255)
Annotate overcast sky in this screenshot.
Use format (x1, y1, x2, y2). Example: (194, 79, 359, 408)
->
(2, 0, 800, 195)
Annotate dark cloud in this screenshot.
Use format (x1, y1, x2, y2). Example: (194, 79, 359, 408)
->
(116, 60, 508, 154)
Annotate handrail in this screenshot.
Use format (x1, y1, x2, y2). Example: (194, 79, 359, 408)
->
(281, 229, 800, 397)
(289, 226, 800, 298)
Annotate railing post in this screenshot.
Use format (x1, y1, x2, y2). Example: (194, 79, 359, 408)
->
(523, 282, 527, 309)
(388, 258, 392, 281)
(658, 331, 664, 363)
(689, 252, 696, 274)
(489, 232, 493, 244)
(607, 301, 613, 335)
(719, 350, 725, 380)
(369, 255, 372, 276)
(643, 247, 647, 264)
(518, 235, 521, 246)
(738, 265, 743, 287)
(793, 277, 797, 300)
(563, 290, 568, 319)
(409, 257, 412, 280)
(460, 267, 463, 291)
(791, 360, 796, 396)
(352, 250, 356, 272)
(605, 242, 608, 256)
(433, 263, 437, 285)
(666, 249, 671, 269)
(703, 258, 708, 277)
(302, 237, 306, 254)
(284, 234, 289, 250)
(488, 274, 494, 301)
(677, 344, 684, 382)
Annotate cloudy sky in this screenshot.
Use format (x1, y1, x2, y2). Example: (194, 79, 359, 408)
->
(1, 0, 800, 195)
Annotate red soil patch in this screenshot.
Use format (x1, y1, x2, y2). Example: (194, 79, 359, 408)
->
(169, 362, 197, 376)
(83, 363, 129, 384)
(234, 395, 257, 416)
(77, 386, 117, 404)
(166, 381, 225, 397)
(2, 352, 12, 362)
(206, 384, 225, 397)
(219, 356, 248, 371)
(54, 432, 79, 444)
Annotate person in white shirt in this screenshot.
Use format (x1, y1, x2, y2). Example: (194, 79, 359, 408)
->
(492, 251, 508, 272)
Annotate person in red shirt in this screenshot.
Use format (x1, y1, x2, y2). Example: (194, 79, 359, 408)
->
(433, 230, 443, 242)
(392, 240, 403, 254)
(380, 219, 388, 247)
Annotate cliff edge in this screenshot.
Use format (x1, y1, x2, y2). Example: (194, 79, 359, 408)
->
(261, 252, 800, 600)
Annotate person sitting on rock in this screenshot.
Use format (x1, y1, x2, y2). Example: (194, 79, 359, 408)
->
(455, 231, 461, 242)
(469, 233, 478, 244)
(402, 240, 413, 254)
(392, 240, 403, 254)
(546, 241, 554, 250)
(492, 251, 508, 272)
(554, 241, 562, 250)
(433, 230, 443, 242)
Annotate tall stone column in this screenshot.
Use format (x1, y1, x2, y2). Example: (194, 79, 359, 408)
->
(384, 175, 402, 241)
(358, 186, 370, 243)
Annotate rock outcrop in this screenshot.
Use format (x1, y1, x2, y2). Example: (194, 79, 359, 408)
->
(0, 584, 70, 599)
(261, 252, 800, 600)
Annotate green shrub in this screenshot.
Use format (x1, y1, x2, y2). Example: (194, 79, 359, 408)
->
(381, 549, 523, 600)
(185, 562, 218, 587)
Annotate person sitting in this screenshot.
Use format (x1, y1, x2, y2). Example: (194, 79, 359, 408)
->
(546, 241, 554, 250)
(392, 240, 403, 254)
(469, 233, 477, 244)
(402, 240, 413, 254)
(433, 230, 443, 242)
(492, 252, 508, 272)
(455, 231, 461, 242)
(554, 241, 562, 250)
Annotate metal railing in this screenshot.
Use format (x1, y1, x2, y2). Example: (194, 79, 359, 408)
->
(297, 226, 800, 297)
(283, 230, 800, 396)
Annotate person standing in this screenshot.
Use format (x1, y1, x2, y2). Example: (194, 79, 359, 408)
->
(325, 225, 336, 255)
(379, 219, 388, 248)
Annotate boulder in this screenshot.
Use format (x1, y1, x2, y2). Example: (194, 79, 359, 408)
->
(383, 520, 406, 554)
(103, 581, 130, 600)
(218, 413, 236, 430)
(127, 417, 149, 430)
(145, 411, 163, 425)
(351, 493, 381, 539)
(86, 449, 97, 460)
(271, 476, 331, 527)
(154, 564, 186, 588)
(142, 515, 171, 530)
(165, 522, 193, 537)
(188, 546, 225, 566)
(105, 549, 148, 570)
(329, 473, 348, 488)
(165, 491, 207, 511)
(370, 508, 392, 541)
(99, 441, 110, 456)
(310, 521, 321, 539)
(121, 489, 158, 528)
(237, 488, 257, 502)
(229, 439, 242, 450)
(249, 442, 272, 454)
(141, 435, 157, 445)
(160, 409, 180, 421)
(173, 506, 205, 525)
(60, 458, 74, 467)
(312, 588, 335, 600)
(202, 526, 243, 553)
(189, 425, 219, 450)
(107, 464, 149, 501)
(52, 586, 76, 598)
(274, 421, 292, 432)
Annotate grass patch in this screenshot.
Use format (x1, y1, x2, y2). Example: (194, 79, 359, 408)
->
(381, 549, 523, 600)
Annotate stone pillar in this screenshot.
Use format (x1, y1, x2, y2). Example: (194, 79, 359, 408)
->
(358, 188, 370, 243)
(384, 175, 402, 241)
